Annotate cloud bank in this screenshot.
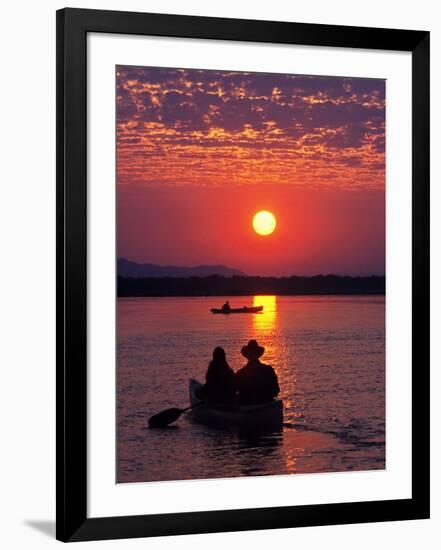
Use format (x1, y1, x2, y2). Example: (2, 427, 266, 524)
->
(116, 67, 385, 190)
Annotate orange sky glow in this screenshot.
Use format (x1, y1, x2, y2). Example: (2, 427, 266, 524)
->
(117, 66, 385, 276)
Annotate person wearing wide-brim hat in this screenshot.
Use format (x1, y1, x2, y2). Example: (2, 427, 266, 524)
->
(234, 340, 280, 406)
(241, 339, 265, 360)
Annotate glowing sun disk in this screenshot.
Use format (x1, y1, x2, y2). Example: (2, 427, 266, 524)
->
(253, 210, 276, 236)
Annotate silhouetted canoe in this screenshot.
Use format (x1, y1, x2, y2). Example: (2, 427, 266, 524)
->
(210, 305, 263, 314)
(189, 379, 283, 429)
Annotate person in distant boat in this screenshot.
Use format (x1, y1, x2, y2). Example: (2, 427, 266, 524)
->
(221, 300, 231, 312)
(234, 340, 280, 406)
(195, 346, 235, 405)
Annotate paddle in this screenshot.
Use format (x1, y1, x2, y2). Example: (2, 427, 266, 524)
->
(148, 403, 202, 428)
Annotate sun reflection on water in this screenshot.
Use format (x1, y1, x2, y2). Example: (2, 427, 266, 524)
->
(251, 295, 297, 427)
(251, 295, 278, 368)
(252, 295, 277, 333)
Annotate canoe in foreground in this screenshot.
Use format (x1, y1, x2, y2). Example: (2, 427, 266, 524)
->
(210, 305, 263, 314)
(189, 379, 283, 429)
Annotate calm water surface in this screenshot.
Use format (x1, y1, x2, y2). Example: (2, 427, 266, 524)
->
(117, 295, 385, 483)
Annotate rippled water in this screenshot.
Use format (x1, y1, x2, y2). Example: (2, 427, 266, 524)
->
(117, 295, 385, 483)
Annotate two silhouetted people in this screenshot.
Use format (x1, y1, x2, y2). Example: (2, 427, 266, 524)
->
(197, 340, 280, 406)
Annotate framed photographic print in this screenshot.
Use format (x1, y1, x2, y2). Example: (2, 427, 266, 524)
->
(56, 8, 430, 542)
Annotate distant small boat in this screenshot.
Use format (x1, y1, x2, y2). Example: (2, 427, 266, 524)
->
(189, 379, 283, 429)
(210, 305, 263, 314)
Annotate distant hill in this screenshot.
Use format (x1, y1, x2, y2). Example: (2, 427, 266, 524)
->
(117, 258, 246, 278)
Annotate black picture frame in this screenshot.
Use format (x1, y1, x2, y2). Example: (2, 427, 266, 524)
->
(56, 8, 430, 542)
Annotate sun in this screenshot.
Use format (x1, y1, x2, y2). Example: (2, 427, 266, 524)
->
(252, 210, 277, 236)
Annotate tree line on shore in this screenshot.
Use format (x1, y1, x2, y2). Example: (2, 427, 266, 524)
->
(117, 274, 385, 297)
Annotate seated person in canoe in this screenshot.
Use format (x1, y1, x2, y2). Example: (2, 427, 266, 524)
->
(234, 339, 280, 406)
(221, 300, 231, 312)
(195, 346, 235, 405)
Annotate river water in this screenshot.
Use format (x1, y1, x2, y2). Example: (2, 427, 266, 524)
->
(117, 295, 385, 483)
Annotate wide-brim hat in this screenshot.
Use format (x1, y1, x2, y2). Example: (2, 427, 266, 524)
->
(241, 339, 265, 359)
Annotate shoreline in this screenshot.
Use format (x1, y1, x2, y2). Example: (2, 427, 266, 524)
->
(117, 274, 385, 298)
(117, 292, 386, 298)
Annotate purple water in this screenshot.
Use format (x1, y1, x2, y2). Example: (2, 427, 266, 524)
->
(117, 295, 385, 483)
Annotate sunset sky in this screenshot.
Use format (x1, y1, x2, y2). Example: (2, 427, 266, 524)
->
(116, 66, 385, 276)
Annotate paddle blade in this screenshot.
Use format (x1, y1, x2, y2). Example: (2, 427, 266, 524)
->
(148, 407, 184, 428)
